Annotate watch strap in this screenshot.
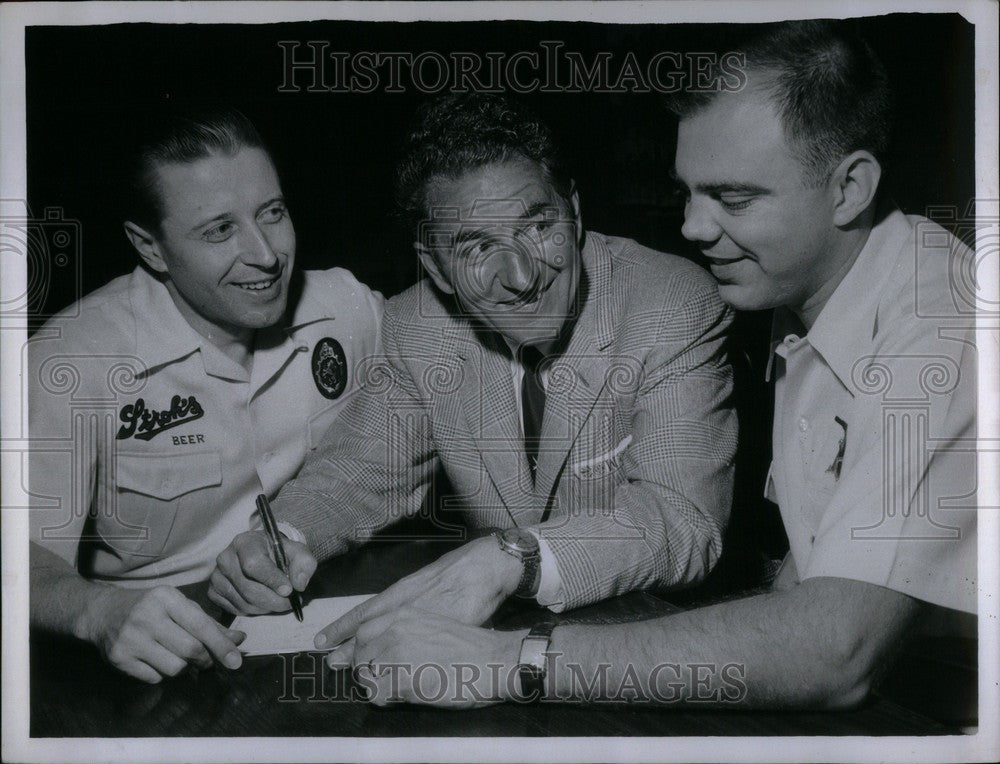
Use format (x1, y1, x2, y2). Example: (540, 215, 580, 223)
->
(494, 529, 541, 598)
(517, 621, 556, 701)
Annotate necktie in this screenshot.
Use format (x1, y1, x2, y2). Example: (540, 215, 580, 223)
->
(521, 345, 546, 482)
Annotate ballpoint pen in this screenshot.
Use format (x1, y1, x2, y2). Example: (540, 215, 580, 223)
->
(256, 493, 304, 621)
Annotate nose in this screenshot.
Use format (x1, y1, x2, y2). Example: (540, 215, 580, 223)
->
(240, 224, 280, 270)
(680, 195, 723, 245)
(495, 243, 540, 295)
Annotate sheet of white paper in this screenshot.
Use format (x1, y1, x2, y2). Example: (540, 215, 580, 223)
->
(231, 594, 375, 656)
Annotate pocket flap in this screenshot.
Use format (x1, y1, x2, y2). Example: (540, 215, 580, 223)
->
(115, 451, 222, 500)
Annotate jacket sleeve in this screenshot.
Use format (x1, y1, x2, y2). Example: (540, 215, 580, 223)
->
(272, 305, 439, 562)
(537, 279, 737, 609)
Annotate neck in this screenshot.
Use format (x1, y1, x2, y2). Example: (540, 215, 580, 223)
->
(794, 215, 875, 332)
(163, 281, 255, 370)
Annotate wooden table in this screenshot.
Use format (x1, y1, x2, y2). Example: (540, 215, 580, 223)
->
(30, 539, 953, 737)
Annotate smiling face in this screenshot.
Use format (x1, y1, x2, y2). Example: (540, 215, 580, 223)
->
(417, 156, 582, 349)
(136, 146, 295, 344)
(674, 91, 844, 319)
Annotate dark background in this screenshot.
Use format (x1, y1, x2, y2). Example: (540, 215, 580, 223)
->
(24, 14, 976, 586)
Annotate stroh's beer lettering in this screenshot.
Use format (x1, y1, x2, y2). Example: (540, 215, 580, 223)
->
(117, 395, 205, 441)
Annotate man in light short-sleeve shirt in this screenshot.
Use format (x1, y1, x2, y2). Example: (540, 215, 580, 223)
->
(766, 205, 975, 614)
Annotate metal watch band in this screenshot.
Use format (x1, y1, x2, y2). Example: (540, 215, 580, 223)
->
(517, 621, 557, 702)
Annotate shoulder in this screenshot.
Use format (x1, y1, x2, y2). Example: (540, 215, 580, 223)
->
(382, 277, 450, 327)
(593, 232, 730, 325)
(872, 214, 972, 351)
(30, 271, 138, 359)
(298, 268, 385, 315)
(27, 271, 140, 408)
(599, 233, 719, 299)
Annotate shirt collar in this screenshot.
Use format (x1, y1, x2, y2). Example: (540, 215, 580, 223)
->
(131, 267, 331, 379)
(259, 270, 335, 349)
(130, 266, 207, 375)
(767, 205, 914, 389)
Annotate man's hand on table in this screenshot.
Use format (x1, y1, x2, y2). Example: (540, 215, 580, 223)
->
(318, 535, 523, 664)
(209, 529, 317, 615)
(346, 607, 526, 708)
(81, 585, 246, 683)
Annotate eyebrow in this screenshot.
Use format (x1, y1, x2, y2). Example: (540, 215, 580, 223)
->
(669, 167, 768, 196)
(451, 200, 556, 247)
(188, 196, 285, 234)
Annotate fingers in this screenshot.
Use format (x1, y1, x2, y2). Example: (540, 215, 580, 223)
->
(100, 587, 247, 683)
(107, 628, 186, 681)
(165, 594, 244, 670)
(314, 588, 394, 650)
(325, 636, 356, 667)
(209, 568, 282, 616)
(328, 608, 408, 668)
(152, 620, 213, 670)
(213, 531, 296, 612)
(119, 659, 165, 684)
(288, 546, 317, 592)
(234, 532, 293, 596)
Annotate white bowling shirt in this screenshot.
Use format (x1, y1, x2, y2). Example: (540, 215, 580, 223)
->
(28, 265, 383, 587)
(766, 207, 977, 613)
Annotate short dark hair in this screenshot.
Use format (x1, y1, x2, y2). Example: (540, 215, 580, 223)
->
(125, 107, 269, 233)
(394, 93, 572, 231)
(666, 20, 892, 183)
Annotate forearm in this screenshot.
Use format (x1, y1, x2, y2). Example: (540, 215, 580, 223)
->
(546, 578, 920, 709)
(30, 542, 114, 643)
(275, 358, 437, 562)
(275, 454, 432, 562)
(539, 480, 728, 609)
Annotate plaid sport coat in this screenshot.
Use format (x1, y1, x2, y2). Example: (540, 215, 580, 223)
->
(276, 232, 737, 609)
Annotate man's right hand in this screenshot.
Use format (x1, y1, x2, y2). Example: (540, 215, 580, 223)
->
(84, 585, 246, 684)
(209, 529, 317, 615)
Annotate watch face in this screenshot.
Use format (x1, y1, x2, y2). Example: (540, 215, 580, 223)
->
(501, 527, 539, 554)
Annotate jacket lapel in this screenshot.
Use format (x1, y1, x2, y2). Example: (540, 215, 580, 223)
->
(456, 327, 536, 522)
(534, 235, 618, 508)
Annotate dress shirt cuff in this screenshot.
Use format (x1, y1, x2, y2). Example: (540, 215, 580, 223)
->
(250, 512, 308, 545)
(276, 521, 307, 545)
(527, 528, 566, 613)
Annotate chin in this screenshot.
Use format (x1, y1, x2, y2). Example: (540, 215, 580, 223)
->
(239, 306, 287, 329)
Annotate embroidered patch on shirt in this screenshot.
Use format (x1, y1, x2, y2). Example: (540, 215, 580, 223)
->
(312, 337, 348, 399)
(116, 395, 204, 441)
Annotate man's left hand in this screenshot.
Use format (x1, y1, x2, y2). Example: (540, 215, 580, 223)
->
(316, 535, 521, 662)
(341, 607, 526, 708)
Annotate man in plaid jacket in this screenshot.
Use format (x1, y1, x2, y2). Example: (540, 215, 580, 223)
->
(211, 94, 736, 650)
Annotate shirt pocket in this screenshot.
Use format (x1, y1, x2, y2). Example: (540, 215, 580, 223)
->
(107, 451, 223, 559)
(566, 436, 631, 516)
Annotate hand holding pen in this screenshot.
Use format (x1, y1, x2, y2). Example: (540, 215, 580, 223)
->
(208, 497, 319, 617)
(255, 493, 304, 621)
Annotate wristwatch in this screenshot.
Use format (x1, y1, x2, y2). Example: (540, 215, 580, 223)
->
(493, 527, 541, 598)
(517, 621, 557, 701)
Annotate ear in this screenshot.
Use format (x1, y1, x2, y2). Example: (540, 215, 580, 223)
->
(123, 221, 168, 275)
(830, 151, 881, 227)
(414, 242, 454, 295)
